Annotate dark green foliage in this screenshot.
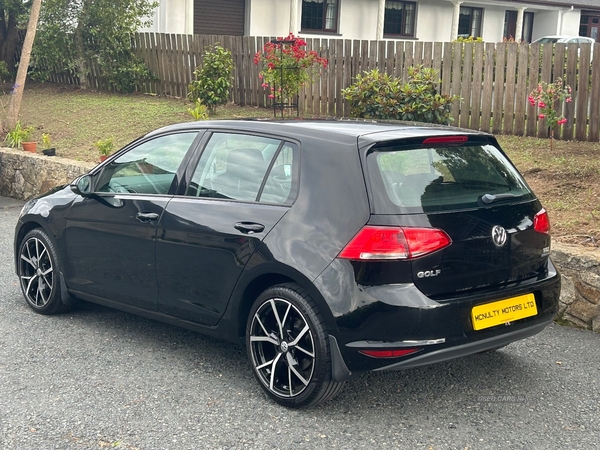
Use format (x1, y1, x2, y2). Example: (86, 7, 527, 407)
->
(0, 0, 29, 72)
(187, 45, 234, 113)
(342, 65, 460, 125)
(31, 0, 157, 93)
(0, 60, 10, 83)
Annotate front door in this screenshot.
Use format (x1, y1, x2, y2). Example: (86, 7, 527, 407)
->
(64, 131, 199, 309)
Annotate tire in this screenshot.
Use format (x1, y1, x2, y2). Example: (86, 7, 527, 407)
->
(17, 228, 70, 315)
(246, 283, 345, 408)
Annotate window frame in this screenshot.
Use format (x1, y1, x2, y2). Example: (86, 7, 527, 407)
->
(383, 1, 417, 39)
(93, 131, 202, 197)
(182, 130, 301, 206)
(458, 6, 483, 39)
(301, 0, 340, 33)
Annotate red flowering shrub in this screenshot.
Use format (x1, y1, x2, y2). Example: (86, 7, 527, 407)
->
(253, 33, 327, 103)
(528, 78, 572, 139)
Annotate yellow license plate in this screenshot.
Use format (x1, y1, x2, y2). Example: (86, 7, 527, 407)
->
(471, 294, 537, 331)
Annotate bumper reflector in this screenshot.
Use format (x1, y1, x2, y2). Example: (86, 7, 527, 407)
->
(358, 348, 421, 358)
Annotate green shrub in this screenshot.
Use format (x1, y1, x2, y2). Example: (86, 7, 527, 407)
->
(342, 65, 459, 125)
(5, 121, 35, 148)
(187, 98, 209, 120)
(0, 61, 10, 84)
(187, 45, 233, 113)
(454, 36, 484, 43)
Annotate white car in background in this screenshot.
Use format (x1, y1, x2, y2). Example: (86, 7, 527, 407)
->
(532, 35, 596, 45)
(532, 35, 595, 60)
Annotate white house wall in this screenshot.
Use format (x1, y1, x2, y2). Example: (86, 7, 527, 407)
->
(531, 10, 561, 39)
(411, 0, 452, 42)
(248, 0, 291, 37)
(141, 0, 193, 34)
(561, 9, 583, 36)
(141, 0, 590, 43)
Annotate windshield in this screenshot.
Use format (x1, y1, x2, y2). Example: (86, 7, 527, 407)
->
(367, 143, 535, 214)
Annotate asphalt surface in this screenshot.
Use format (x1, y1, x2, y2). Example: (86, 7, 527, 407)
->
(1, 196, 599, 450)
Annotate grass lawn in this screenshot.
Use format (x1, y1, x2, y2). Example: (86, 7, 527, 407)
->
(2, 83, 599, 246)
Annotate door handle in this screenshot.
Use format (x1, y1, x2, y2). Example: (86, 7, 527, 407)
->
(136, 212, 160, 223)
(234, 221, 265, 234)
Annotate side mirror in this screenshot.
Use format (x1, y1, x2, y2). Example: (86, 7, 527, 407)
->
(70, 175, 93, 196)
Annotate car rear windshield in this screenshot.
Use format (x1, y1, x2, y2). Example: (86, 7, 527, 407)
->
(367, 141, 535, 214)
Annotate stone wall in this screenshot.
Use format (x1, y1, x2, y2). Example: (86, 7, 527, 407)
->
(552, 242, 600, 333)
(1, 147, 599, 333)
(0, 148, 94, 200)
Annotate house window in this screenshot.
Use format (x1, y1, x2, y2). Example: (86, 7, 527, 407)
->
(580, 13, 600, 41)
(522, 12, 534, 43)
(458, 6, 483, 38)
(384, 1, 416, 38)
(503, 10, 534, 42)
(301, 0, 339, 33)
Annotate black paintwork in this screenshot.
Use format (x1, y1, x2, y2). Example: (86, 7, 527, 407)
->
(14, 119, 561, 379)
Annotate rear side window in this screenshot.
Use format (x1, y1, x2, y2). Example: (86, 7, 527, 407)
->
(367, 143, 534, 214)
(186, 132, 299, 205)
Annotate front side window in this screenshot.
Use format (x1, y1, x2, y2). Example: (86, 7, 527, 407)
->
(187, 132, 298, 205)
(458, 6, 483, 38)
(301, 0, 339, 32)
(367, 142, 534, 214)
(384, 1, 416, 38)
(96, 132, 197, 195)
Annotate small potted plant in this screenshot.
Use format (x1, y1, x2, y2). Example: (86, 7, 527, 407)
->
(41, 133, 56, 156)
(95, 137, 114, 162)
(5, 121, 36, 152)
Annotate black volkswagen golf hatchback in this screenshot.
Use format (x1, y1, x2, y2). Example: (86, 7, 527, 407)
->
(15, 120, 560, 407)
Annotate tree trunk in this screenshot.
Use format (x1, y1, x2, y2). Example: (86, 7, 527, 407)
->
(73, 10, 89, 90)
(7, 0, 43, 129)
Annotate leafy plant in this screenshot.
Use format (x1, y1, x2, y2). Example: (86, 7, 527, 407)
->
(42, 133, 52, 149)
(187, 98, 209, 120)
(187, 45, 233, 113)
(95, 137, 114, 156)
(0, 61, 10, 84)
(31, 0, 157, 93)
(528, 78, 572, 149)
(253, 33, 328, 104)
(5, 121, 35, 148)
(342, 65, 459, 125)
(454, 36, 484, 43)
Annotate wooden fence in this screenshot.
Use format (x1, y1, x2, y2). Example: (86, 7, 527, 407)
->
(49, 32, 600, 142)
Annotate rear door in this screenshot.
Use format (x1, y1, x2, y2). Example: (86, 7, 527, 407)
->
(365, 137, 551, 298)
(156, 131, 299, 325)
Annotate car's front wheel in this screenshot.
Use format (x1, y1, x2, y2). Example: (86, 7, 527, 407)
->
(17, 228, 69, 315)
(246, 283, 344, 408)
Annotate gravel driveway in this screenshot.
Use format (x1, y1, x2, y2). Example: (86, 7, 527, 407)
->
(1, 196, 599, 449)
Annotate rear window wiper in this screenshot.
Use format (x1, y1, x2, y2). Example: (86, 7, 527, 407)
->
(480, 193, 522, 204)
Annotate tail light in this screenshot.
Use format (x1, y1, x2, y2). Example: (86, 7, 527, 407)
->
(359, 348, 421, 358)
(534, 209, 550, 234)
(422, 135, 468, 145)
(339, 226, 451, 260)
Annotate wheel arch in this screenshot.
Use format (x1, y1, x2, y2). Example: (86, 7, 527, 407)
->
(14, 219, 48, 272)
(232, 265, 337, 341)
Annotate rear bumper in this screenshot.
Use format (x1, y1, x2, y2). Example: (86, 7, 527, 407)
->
(373, 319, 551, 371)
(319, 258, 560, 380)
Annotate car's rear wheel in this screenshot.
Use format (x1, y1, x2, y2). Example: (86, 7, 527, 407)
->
(246, 283, 344, 408)
(17, 229, 69, 315)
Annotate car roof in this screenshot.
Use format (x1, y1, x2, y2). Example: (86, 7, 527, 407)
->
(147, 119, 490, 147)
(533, 35, 594, 42)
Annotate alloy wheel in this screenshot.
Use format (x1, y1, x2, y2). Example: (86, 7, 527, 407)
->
(19, 236, 54, 308)
(249, 297, 316, 398)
